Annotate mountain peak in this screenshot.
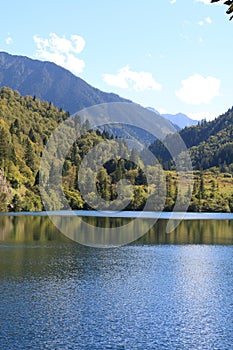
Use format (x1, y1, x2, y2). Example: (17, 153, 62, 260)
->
(0, 52, 131, 114)
(147, 107, 199, 129)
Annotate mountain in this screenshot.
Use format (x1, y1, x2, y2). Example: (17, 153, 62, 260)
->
(162, 113, 199, 129)
(0, 53, 200, 130)
(0, 51, 131, 114)
(147, 107, 199, 129)
(0, 86, 70, 211)
(0, 86, 175, 210)
(77, 102, 177, 149)
(0, 87, 232, 213)
(0, 52, 179, 150)
(147, 107, 161, 115)
(0, 87, 181, 212)
(149, 107, 233, 171)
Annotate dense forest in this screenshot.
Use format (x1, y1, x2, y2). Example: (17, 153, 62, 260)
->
(149, 107, 233, 172)
(0, 87, 233, 212)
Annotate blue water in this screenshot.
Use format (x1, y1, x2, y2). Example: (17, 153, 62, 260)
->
(0, 241, 232, 349)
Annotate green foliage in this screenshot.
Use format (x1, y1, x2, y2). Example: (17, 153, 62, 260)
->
(63, 187, 84, 209)
(0, 87, 69, 210)
(150, 107, 233, 172)
(0, 87, 233, 213)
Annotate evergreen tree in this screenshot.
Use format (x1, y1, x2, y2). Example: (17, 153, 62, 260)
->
(0, 125, 10, 167)
(24, 138, 35, 170)
(29, 127, 36, 143)
(97, 166, 111, 201)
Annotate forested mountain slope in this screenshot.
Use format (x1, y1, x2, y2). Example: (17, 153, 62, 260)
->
(0, 87, 232, 213)
(150, 107, 233, 171)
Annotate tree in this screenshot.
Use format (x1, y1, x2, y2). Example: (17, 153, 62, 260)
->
(29, 127, 36, 143)
(129, 148, 139, 169)
(131, 186, 147, 210)
(211, 0, 233, 20)
(12, 194, 22, 212)
(24, 138, 35, 171)
(97, 166, 111, 201)
(198, 171, 205, 200)
(0, 126, 9, 167)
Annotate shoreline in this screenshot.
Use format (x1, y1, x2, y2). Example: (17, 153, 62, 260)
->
(0, 210, 232, 220)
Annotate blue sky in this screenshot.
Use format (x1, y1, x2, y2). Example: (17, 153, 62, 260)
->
(0, 0, 232, 120)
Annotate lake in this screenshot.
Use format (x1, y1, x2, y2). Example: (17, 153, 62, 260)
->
(0, 213, 232, 349)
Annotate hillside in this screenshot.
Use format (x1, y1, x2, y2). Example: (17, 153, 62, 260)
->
(149, 107, 233, 171)
(0, 87, 232, 213)
(0, 51, 131, 114)
(0, 87, 150, 211)
(0, 87, 70, 210)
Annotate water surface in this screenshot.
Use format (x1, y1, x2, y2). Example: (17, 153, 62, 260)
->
(0, 214, 232, 349)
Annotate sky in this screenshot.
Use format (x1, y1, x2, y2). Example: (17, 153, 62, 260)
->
(0, 0, 232, 120)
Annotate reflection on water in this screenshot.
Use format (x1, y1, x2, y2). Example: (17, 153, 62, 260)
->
(0, 214, 232, 349)
(141, 219, 233, 245)
(0, 215, 65, 242)
(0, 214, 232, 245)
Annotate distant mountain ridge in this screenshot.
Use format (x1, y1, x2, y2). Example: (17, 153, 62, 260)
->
(162, 113, 199, 129)
(0, 52, 201, 133)
(147, 107, 199, 129)
(0, 52, 180, 147)
(0, 51, 131, 114)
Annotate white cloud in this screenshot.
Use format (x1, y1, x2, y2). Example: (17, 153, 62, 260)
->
(33, 33, 86, 75)
(5, 35, 13, 45)
(196, 0, 222, 5)
(176, 74, 221, 104)
(170, 0, 177, 4)
(103, 65, 162, 91)
(196, 0, 212, 4)
(199, 36, 204, 43)
(205, 16, 212, 23)
(198, 16, 212, 26)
